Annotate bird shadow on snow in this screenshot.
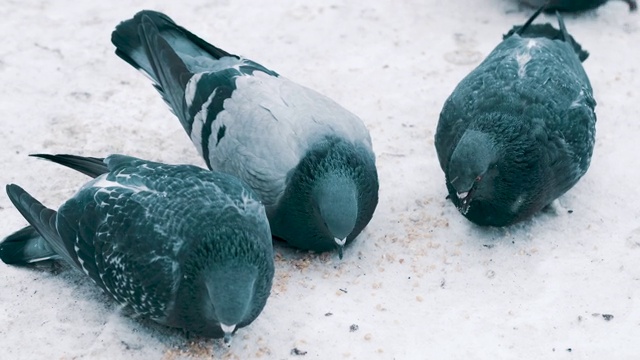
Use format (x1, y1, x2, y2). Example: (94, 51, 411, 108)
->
(4, 237, 336, 358)
(459, 200, 569, 246)
(271, 237, 333, 260)
(7, 258, 236, 356)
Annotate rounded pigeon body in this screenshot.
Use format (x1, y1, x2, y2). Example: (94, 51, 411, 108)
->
(435, 10, 597, 227)
(0, 154, 274, 343)
(518, 0, 637, 12)
(111, 11, 379, 257)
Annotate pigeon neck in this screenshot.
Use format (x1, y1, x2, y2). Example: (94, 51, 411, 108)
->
(312, 174, 358, 242)
(448, 130, 498, 193)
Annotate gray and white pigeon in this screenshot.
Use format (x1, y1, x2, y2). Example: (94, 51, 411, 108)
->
(0, 154, 274, 345)
(435, 8, 597, 227)
(111, 10, 379, 258)
(518, 0, 637, 12)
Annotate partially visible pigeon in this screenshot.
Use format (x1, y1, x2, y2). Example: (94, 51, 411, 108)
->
(518, 0, 637, 12)
(111, 11, 379, 258)
(0, 154, 274, 345)
(435, 8, 597, 227)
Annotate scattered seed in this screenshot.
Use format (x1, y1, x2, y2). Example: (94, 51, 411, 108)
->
(291, 348, 307, 356)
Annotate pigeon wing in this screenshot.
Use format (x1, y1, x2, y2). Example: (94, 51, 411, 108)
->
(57, 171, 186, 319)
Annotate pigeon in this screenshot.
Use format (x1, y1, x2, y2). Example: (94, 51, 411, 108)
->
(434, 8, 597, 227)
(111, 10, 379, 258)
(518, 0, 637, 12)
(0, 154, 274, 345)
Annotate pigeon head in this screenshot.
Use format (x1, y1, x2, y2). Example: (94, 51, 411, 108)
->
(270, 137, 378, 258)
(312, 174, 358, 258)
(444, 120, 550, 226)
(204, 264, 258, 346)
(174, 221, 274, 343)
(447, 130, 499, 215)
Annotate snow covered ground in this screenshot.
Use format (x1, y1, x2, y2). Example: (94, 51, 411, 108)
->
(1, 0, 639, 359)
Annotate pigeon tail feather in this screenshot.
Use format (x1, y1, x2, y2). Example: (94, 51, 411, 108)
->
(504, 7, 589, 62)
(516, 4, 547, 35)
(4, 185, 80, 269)
(111, 10, 234, 80)
(137, 15, 193, 125)
(31, 154, 107, 178)
(0, 225, 59, 265)
(553, 11, 588, 61)
(111, 10, 235, 130)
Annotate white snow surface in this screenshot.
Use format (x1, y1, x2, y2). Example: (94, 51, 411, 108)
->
(0, 0, 639, 359)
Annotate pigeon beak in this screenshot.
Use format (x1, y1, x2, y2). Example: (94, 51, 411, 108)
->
(460, 198, 471, 215)
(334, 237, 346, 260)
(458, 191, 472, 215)
(221, 323, 236, 347)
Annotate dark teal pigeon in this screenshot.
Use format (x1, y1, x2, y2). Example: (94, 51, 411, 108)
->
(0, 154, 274, 346)
(435, 8, 597, 227)
(110, 10, 379, 258)
(519, 0, 637, 12)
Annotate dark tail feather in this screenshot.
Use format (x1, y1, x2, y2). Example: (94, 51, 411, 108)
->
(0, 226, 59, 265)
(31, 154, 107, 178)
(137, 14, 193, 122)
(111, 10, 234, 81)
(554, 11, 589, 62)
(517, 5, 547, 35)
(556, 10, 571, 43)
(504, 7, 589, 62)
(5, 185, 80, 269)
(111, 10, 235, 128)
